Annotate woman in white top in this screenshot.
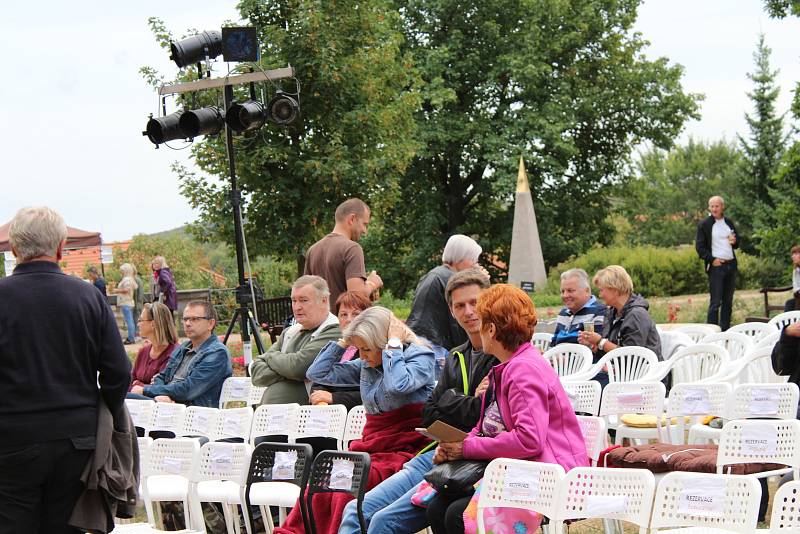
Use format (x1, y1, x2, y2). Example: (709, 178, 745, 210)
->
(114, 263, 138, 344)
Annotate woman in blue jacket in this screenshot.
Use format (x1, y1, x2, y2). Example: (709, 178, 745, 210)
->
(306, 306, 435, 414)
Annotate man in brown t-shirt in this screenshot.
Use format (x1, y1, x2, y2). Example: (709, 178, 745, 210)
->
(304, 198, 384, 310)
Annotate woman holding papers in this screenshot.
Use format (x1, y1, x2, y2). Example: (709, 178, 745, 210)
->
(427, 284, 588, 534)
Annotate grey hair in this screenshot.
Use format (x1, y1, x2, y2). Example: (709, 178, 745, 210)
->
(293, 275, 330, 301)
(344, 306, 420, 349)
(560, 268, 591, 290)
(442, 234, 482, 265)
(9, 206, 68, 262)
(152, 255, 168, 269)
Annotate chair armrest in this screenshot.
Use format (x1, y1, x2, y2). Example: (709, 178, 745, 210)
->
(640, 361, 673, 382)
(760, 286, 793, 293)
(561, 360, 605, 382)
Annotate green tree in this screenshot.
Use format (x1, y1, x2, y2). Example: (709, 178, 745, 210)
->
(764, 0, 800, 17)
(370, 0, 701, 294)
(144, 1, 420, 269)
(616, 139, 746, 248)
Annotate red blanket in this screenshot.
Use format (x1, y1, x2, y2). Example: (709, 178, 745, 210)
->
(274, 402, 431, 534)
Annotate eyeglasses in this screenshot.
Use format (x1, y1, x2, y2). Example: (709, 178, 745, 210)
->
(182, 316, 211, 323)
(137, 318, 153, 323)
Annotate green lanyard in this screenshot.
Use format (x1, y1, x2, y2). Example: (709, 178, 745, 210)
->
(416, 350, 469, 456)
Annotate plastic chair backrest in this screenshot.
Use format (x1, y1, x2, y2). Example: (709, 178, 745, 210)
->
(296, 405, 348, 448)
(745, 346, 785, 383)
(727, 382, 800, 420)
(667, 382, 731, 418)
(649, 471, 761, 533)
(543, 343, 593, 377)
(729, 321, 770, 340)
(658, 330, 694, 361)
(179, 406, 220, 440)
(250, 403, 300, 445)
(701, 331, 753, 362)
(126, 398, 155, 434)
(476, 459, 564, 533)
(575, 416, 607, 465)
(561, 380, 602, 416)
(554, 466, 654, 531)
(193, 441, 252, 484)
(717, 419, 800, 473)
(343, 405, 368, 445)
(769, 480, 800, 531)
(248, 385, 267, 407)
(138, 436, 153, 473)
(219, 376, 252, 409)
(767, 311, 800, 335)
(602, 346, 658, 383)
(531, 332, 552, 353)
(145, 437, 199, 478)
(149, 402, 186, 436)
(212, 406, 253, 442)
(600, 381, 666, 418)
(674, 324, 718, 344)
(667, 344, 729, 385)
(756, 331, 781, 350)
(305, 451, 371, 534)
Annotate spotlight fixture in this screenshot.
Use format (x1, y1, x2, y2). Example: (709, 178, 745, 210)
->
(226, 100, 267, 132)
(178, 106, 225, 139)
(143, 111, 184, 146)
(267, 91, 299, 125)
(169, 31, 223, 68)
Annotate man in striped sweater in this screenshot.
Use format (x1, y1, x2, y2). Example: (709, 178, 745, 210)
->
(551, 268, 606, 350)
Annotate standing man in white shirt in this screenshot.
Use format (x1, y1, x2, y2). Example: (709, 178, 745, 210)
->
(695, 195, 739, 330)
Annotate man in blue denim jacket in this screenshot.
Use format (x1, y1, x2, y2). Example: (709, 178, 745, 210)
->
(131, 300, 232, 407)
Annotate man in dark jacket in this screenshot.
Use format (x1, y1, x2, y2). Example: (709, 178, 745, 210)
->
(695, 195, 739, 330)
(0, 206, 131, 533)
(771, 321, 800, 416)
(338, 269, 495, 534)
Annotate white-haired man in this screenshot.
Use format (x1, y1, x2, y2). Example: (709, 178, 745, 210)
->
(406, 234, 484, 374)
(551, 268, 606, 347)
(0, 206, 131, 533)
(251, 275, 341, 405)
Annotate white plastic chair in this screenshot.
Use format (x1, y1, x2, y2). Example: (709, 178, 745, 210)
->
(660, 382, 731, 444)
(542, 343, 593, 378)
(213, 407, 254, 442)
(575, 415, 607, 466)
(561, 380, 602, 416)
(149, 402, 186, 438)
(552, 466, 655, 533)
(295, 404, 348, 450)
(179, 407, 221, 441)
(249, 403, 300, 445)
(600, 382, 666, 445)
(767, 311, 800, 335)
(476, 459, 565, 534)
(716, 419, 800, 480)
(658, 330, 694, 361)
(761, 480, 800, 532)
(191, 441, 253, 534)
(757, 331, 781, 350)
(649, 471, 761, 533)
(689, 382, 799, 444)
(566, 346, 658, 384)
(247, 385, 267, 407)
(219, 377, 252, 409)
(531, 332, 553, 353)
(643, 344, 729, 385)
(729, 321, 770, 341)
(674, 324, 718, 344)
(343, 405, 367, 446)
(701, 331, 753, 362)
(705, 346, 785, 386)
(141, 438, 200, 530)
(126, 398, 156, 435)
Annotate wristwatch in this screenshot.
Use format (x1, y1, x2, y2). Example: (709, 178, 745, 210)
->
(387, 337, 402, 350)
(598, 338, 608, 351)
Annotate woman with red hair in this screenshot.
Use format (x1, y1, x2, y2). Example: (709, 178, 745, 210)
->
(426, 284, 588, 533)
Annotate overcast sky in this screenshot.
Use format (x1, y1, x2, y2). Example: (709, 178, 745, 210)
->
(1, 1, 798, 242)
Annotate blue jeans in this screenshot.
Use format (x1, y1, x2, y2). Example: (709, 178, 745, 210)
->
(338, 450, 434, 534)
(121, 305, 136, 342)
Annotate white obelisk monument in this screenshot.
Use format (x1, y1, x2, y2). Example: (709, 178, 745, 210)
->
(507, 156, 547, 291)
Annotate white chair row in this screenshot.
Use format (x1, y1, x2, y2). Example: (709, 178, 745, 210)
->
(126, 400, 368, 450)
(476, 459, 785, 533)
(218, 376, 268, 409)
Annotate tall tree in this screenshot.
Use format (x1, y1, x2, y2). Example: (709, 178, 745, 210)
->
(764, 0, 800, 17)
(370, 0, 700, 294)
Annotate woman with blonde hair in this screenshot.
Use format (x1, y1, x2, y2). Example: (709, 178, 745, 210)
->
(114, 263, 138, 344)
(130, 302, 179, 390)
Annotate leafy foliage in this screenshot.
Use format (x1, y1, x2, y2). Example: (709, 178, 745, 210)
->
(764, 0, 800, 18)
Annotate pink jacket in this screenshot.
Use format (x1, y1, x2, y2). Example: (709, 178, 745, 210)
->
(462, 342, 589, 471)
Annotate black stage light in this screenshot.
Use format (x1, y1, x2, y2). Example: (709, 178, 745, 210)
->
(267, 91, 299, 125)
(143, 111, 184, 145)
(170, 31, 223, 68)
(226, 100, 268, 132)
(178, 106, 225, 139)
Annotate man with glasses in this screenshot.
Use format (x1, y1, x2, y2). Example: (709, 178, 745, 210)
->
(130, 300, 231, 407)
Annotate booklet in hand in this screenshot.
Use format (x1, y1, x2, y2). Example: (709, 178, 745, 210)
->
(415, 420, 468, 442)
